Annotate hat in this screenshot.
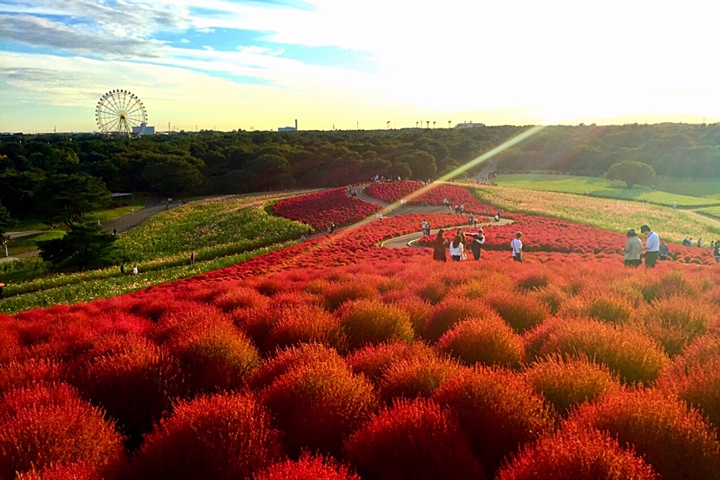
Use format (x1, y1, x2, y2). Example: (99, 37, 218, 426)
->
(640, 225, 650, 232)
(627, 229, 636, 237)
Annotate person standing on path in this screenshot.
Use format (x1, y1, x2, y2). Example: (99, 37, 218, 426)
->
(511, 232, 524, 262)
(190, 251, 196, 264)
(466, 229, 485, 260)
(432, 229, 448, 262)
(640, 225, 660, 268)
(624, 229, 642, 267)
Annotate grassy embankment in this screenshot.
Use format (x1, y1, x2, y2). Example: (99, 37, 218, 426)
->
(472, 185, 720, 245)
(494, 174, 720, 208)
(0, 193, 307, 314)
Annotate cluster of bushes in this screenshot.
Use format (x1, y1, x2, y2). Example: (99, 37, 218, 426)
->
(273, 187, 382, 230)
(2, 239, 720, 478)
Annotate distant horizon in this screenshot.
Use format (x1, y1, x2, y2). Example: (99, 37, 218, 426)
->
(2, 1, 719, 134)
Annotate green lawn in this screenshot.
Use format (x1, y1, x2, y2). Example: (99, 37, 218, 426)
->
(86, 200, 146, 223)
(494, 174, 720, 207)
(652, 177, 720, 200)
(6, 231, 65, 255)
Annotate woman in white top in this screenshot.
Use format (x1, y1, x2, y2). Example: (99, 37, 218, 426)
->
(511, 232, 523, 262)
(449, 235, 464, 261)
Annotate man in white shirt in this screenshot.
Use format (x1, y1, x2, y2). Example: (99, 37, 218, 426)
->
(511, 232, 523, 262)
(640, 224, 659, 268)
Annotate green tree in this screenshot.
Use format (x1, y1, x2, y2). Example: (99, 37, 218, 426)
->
(605, 160, 656, 188)
(241, 154, 295, 191)
(142, 155, 205, 196)
(36, 174, 112, 226)
(0, 201, 16, 240)
(395, 150, 437, 180)
(37, 220, 120, 271)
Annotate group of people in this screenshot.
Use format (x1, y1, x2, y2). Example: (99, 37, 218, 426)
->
(431, 228, 489, 262)
(624, 225, 663, 268)
(682, 236, 720, 251)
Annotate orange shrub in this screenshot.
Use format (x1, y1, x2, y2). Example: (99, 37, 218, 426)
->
(530, 285, 567, 315)
(324, 281, 379, 311)
(344, 398, 484, 480)
(437, 316, 525, 368)
(260, 363, 377, 457)
(346, 341, 438, 384)
(641, 269, 701, 302)
(529, 317, 669, 385)
(523, 354, 620, 416)
(634, 296, 712, 356)
(559, 292, 635, 324)
(252, 454, 360, 480)
(497, 428, 659, 480)
(131, 393, 283, 480)
(385, 295, 433, 334)
(213, 286, 270, 312)
(663, 334, 720, 378)
(485, 292, 550, 333)
(423, 297, 493, 341)
(658, 356, 720, 433)
(16, 461, 104, 480)
(166, 322, 260, 396)
(248, 343, 347, 391)
(378, 355, 463, 403)
(0, 383, 125, 479)
(265, 304, 344, 352)
(339, 300, 414, 349)
(567, 389, 720, 480)
(432, 367, 556, 477)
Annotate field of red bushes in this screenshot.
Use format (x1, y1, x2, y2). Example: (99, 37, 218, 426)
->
(273, 187, 382, 231)
(2, 184, 720, 479)
(365, 181, 496, 214)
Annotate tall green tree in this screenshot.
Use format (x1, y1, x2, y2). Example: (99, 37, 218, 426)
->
(605, 160, 656, 188)
(0, 201, 16, 240)
(141, 155, 205, 196)
(37, 220, 120, 271)
(36, 174, 112, 226)
(241, 154, 295, 191)
(395, 150, 437, 180)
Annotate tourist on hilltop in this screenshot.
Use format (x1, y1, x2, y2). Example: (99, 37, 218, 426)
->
(659, 241, 669, 261)
(697, 237, 703, 248)
(624, 229, 643, 267)
(711, 240, 715, 250)
(683, 236, 690, 246)
(511, 232, 524, 262)
(433, 229, 448, 262)
(132, 265, 139, 275)
(640, 225, 660, 268)
(714, 241, 720, 263)
(466, 228, 485, 260)
(449, 234, 465, 262)
(493, 214, 500, 222)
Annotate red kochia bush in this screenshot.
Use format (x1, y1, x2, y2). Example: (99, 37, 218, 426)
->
(166, 322, 261, 396)
(378, 355, 463, 403)
(567, 389, 720, 480)
(344, 398, 484, 480)
(252, 454, 360, 480)
(339, 300, 414, 350)
(273, 187, 382, 230)
(72, 340, 182, 440)
(260, 363, 377, 457)
(265, 305, 344, 352)
(635, 296, 712, 356)
(16, 461, 104, 480)
(485, 291, 550, 333)
(432, 367, 556, 477)
(384, 295, 433, 334)
(324, 281, 379, 311)
(345, 341, 438, 384)
(437, 316, 525, 368)
(497, 428, 659, 480)
(423, 297, 494, 341)
(0, 383, 125, 479)
(0, 358, 65, 395)
(131, 393, 283, 480)
(248, 343, 347, 391)
(522, 354, 621, 416)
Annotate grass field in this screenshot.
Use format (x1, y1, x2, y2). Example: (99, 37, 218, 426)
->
(473, 185, 720, 244)
(494, 174, 720, 207)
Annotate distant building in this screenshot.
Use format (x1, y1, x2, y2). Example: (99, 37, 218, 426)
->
(132, 125, 155, 135)
(455, 122, 485, 129)
(278, 119, 298, 132)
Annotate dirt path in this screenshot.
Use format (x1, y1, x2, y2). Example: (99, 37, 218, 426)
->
(685, 209, 720, 232)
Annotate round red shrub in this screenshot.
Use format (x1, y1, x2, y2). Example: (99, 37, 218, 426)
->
(346, 341, 437, 384)
(248, 343, 347, 391)
(0, 326, 21, 366)
(324, 281, 379, 311)
(260, 363, 377, 457)
(378, 355, 463, 403)
(16, 461, 104, 480)
(529, 317, 669, 385)
(252, 454, 360, 480)
(432, 367, 556, 477)
(485, 292, 550, 333)
(385, 295, 433, 334)
(0, 383, 125, 479)
(0, 358, 65, 395)
(635, 296, 712, 356)
(151, 302, 232, 345)
(523, 354, 621, 416)
(641, 269, 700, 302)
(213, 286, 270, 312)
(497, 428, 659, 480)
(339, 300, 414, 350)
(423, 297, 494, 341)
(559, 292, 636, 325)
(166, 322, 261, 396)
(344, 398, 484, 480)
(663, 334, 720, 378)
(567, 389, 720, 480)
(72, 340, 182, 440)
(437, 316, 525, 368)
(131, 392, 283, 480)
(266, 305, 344, 352)
(531, 285, 567, 315)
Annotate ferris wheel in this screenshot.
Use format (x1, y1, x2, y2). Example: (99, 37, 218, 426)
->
(95, 89, 148, 137)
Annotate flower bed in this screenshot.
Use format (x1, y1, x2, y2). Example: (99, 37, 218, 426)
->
(273, 188, 382, 231)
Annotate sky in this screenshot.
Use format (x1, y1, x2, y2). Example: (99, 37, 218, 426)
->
(1, 0, 719, 133)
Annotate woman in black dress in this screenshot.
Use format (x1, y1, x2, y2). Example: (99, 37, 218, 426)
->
(432, 229, 447, 262)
